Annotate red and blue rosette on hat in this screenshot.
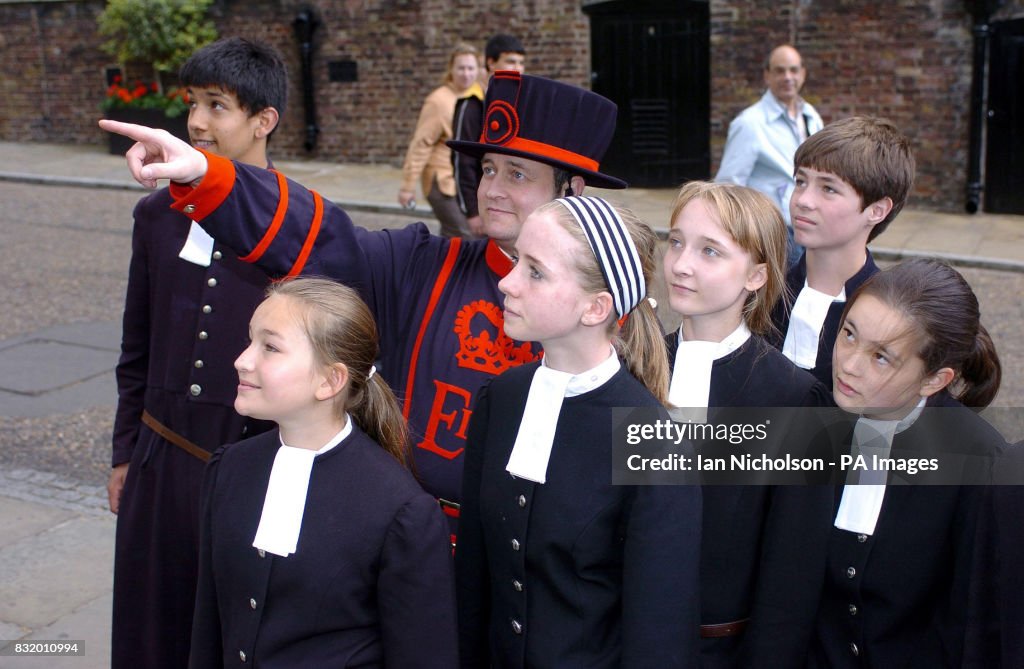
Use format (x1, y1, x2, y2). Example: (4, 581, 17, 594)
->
(448, 71, 627, 190)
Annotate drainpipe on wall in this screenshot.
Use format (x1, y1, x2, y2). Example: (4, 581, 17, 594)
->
(294, 8, 321, 152)
(965, 2, 994, 214)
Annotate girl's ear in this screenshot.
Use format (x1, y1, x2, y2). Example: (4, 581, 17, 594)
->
(745, 262, 768, 292)
(581, 291, 614, 327)
(316, 362, 349, 401)
(919, 366, 955, 398)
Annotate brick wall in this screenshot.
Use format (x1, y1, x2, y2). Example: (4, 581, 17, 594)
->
(710, 0, 984, 210)
(3, 0, 1021, 212)
(250, 0, 592, 164)
(0, 1, 109, 142)
(0, 0, 589, 165)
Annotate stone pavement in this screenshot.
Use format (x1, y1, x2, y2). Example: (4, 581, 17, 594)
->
(0, 465, 113, 668)
(0, 139, 1021, 667)
(0, 319, 119, 668)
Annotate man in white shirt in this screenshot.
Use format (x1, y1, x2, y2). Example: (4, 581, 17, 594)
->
(716, 45, 824, 266)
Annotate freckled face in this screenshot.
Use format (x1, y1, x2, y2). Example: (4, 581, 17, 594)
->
(498, 210, 593, 346)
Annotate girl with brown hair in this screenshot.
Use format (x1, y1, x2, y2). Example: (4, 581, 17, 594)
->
(810, 258, 1004, 668)
(190, 277, 457, 668)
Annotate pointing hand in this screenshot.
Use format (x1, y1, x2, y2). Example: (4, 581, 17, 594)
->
(98, 119, 208, 189)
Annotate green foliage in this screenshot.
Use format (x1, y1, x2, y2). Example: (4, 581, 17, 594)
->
(98, 0, 218, 76)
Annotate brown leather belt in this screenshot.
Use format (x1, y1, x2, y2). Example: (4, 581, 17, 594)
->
(700, 618, 750, 638)
(141, 410, 211, 463)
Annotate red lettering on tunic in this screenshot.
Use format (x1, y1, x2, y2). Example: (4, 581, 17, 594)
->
(417, 380, 473, 459)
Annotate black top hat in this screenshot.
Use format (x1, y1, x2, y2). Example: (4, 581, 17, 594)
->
(448, 71, 627, 189)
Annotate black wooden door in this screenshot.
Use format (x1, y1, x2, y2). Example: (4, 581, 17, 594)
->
(985, 18, 1024, 214)
(584, 0, 710, 188)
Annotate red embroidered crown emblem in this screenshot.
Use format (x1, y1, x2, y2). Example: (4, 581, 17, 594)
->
(454, 300, 539, 374)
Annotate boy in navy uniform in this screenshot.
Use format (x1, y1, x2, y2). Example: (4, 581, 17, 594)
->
(771, 116, 915, 386)
(108, 37, 285, 669)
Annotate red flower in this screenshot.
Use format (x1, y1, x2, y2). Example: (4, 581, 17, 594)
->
(102, 77, 189, 117)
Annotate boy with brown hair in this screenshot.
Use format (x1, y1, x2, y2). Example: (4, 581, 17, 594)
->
(771, 115, 916, 386)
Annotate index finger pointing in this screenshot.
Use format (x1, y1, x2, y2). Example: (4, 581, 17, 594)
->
(98, 119, 163, 143)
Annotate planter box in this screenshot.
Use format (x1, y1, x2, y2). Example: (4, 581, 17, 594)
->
(105, 108, 189, 155)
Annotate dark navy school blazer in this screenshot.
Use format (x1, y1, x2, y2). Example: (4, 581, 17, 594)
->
(190, 426, 458, 668)
(769, 251, 879, 387)
(457, 363, 702, 669)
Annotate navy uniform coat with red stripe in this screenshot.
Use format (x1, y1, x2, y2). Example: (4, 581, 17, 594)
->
(167, 154, 541, 515)
(111, 187, 273, 669)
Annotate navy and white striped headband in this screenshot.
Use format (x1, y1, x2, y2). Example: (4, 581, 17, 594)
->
(555, 196, 645, 318)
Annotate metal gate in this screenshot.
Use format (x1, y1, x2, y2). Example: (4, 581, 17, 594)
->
(584, 0, 710, 188)
(985, 17, 1024, 214)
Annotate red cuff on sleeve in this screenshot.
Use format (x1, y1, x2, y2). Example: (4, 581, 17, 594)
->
(168, 149, 236, 220)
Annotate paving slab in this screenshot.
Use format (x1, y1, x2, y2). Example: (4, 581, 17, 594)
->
(0, 497, 75, 548)
(0, 513, 114, 629)
(0, 622, 28, 647)
(0, 593, 111, 669)
(24, 321, 122, 352)
(0, 373, 117, 420)
(0, 341, 117, 395)
(0, 321, 119, 419)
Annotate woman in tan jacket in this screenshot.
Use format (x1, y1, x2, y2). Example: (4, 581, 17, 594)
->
(398, 42, 481, 238)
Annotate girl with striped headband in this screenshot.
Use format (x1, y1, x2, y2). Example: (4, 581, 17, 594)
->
(456, 196, 702, 668)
